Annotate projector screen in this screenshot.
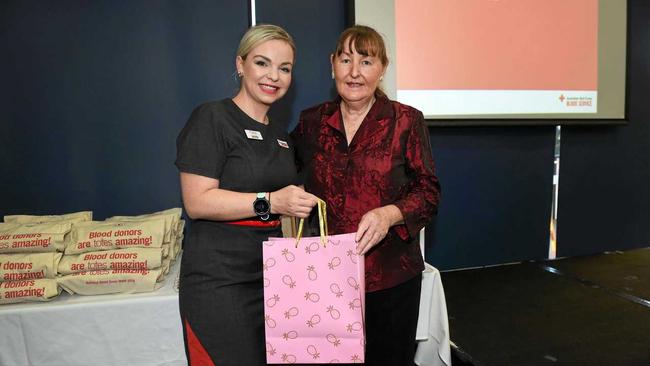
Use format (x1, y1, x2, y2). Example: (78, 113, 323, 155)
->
(355, 0, 627, 125)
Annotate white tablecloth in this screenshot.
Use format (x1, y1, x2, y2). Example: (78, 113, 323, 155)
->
(416, 263, 451, 366)
(0, 259, 450, 366)
(0, 260, 186, 366)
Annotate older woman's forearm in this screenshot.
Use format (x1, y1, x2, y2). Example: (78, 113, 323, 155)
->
(380, 204, 404, 227)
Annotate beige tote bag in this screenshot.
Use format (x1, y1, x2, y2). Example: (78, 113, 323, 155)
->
(0, 278, 60, 304)
(0, 222, 71, 253)
(65, 219, 165, 255)
(57, 268, 163, 295)
(0, 252, 62, 281)
(58, 248, 163, 275)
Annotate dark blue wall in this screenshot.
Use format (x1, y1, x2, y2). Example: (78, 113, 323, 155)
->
(0, 0, 248, 219)
(1, 1, 648, 270)
(427, 127, 554, 269)
(256, 0, 348, 130)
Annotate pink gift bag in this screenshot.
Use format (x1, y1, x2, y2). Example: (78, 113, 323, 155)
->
(263, 200, 365, 364)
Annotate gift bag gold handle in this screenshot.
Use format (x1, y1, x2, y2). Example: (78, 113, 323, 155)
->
(295, 198, 328, 248)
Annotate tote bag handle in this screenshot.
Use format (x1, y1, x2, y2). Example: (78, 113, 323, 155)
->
(295, 198, 328, 248)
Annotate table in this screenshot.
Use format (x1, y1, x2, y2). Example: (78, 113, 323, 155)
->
(0, 261, 186, 366)
(0, 258, 449, 366)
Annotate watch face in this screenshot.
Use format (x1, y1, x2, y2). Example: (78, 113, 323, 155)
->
(254, 198, 270, 215)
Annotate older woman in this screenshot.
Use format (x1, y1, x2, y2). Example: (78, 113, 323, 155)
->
(292, 25, 440, 365)
(175, 24, 317, 366)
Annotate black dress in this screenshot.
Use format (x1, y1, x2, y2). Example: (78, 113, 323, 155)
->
(175, 99, 297, 365)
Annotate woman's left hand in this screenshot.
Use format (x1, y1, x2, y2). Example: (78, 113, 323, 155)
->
(355, 206, 402, 255)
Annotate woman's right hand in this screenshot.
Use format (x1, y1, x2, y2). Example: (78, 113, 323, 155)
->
(270, 185, 318, 218)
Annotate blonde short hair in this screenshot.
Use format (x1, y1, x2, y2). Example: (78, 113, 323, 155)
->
(237, 24, 296, 61)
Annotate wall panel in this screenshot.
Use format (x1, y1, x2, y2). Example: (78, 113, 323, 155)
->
(0, 0, 249, 219)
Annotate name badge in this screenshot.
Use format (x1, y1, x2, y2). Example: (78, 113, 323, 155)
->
(245, 129, 263, 140)
(277, 139, 289, 148)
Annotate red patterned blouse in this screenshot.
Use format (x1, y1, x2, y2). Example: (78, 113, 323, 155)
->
(291, 95, 441, 292)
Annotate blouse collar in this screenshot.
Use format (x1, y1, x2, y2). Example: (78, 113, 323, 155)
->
(322, 93, 394, 146)
(322, 93, 394, 132)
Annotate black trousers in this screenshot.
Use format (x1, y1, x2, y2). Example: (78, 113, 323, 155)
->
(364, 274, 423, 366)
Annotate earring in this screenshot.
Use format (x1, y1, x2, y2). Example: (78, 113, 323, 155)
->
(331, 71, 335, 79)
(237, 71, 243, 78)
(380, 75, 384, 81)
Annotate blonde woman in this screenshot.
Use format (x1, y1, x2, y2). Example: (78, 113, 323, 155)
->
(175, 24, 317, 365)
